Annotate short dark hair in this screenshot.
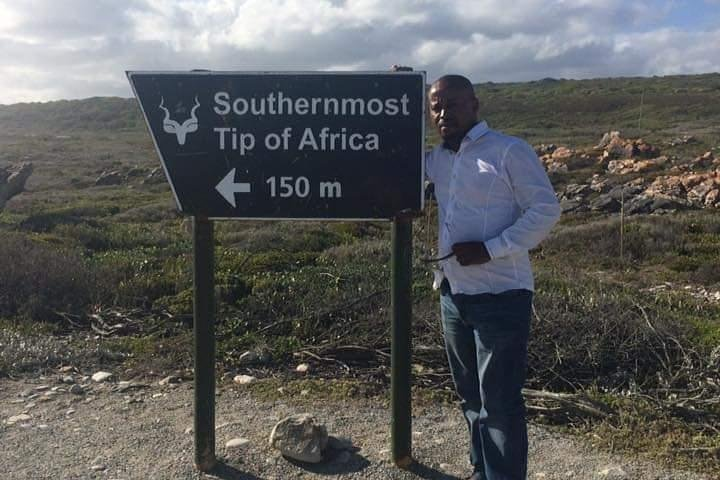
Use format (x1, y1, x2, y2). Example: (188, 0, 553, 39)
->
(431, 74, 475, 95)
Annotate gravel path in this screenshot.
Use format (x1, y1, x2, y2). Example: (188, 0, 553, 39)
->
(0, 374, 710, 480)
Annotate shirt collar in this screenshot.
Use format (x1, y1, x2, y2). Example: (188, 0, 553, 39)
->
(465, 121, 489, 141)
(442, 121, 490, 150)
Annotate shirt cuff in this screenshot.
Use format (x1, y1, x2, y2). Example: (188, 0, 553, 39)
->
(483, 237, 507, 260)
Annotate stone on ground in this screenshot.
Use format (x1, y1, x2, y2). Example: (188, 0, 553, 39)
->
(269, 413, 328, 463)
(91, 371, 113, 383)
(233, 374, 257, 385)
(225, 438, 250, 449)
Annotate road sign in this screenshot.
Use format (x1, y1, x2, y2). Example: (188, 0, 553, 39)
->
(128, 71, 426, 220)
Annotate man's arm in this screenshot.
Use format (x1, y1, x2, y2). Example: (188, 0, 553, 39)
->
(482, 140, 561, 259)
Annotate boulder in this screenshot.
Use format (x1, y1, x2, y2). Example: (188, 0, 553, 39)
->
(143, 167, 166, 185)
(687, 181, 715, 205)
(237, 348, 272, 366)
(551, 146, 573, 160)
(624, 196, 655, 215)
(589, 174, 611, 193)
(705, 189, 720, 207)
(563, 183, 591, 198)
(595, 131, 622, 149)
(667, 135, 695, 146)
(560, 198, 583, 214)
(608, 185, 643, 202)
(651, 196, 688, 212)
(590, 194, 621, 213)
(547, 162, 568, 174)
(535, 144, 557, 155)
(95, 170, 124, 186)
(0, 162, 33, 210)
(269, 414, 328, 463)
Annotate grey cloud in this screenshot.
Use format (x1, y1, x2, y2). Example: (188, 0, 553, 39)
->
(0, 0, 718, 104)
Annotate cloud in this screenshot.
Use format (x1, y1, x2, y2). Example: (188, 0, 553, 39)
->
(0, 0, 718, 103)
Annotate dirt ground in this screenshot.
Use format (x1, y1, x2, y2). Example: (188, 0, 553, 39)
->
(0, 372, 711, 480)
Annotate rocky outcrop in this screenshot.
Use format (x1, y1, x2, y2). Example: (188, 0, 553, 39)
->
(645, 168, 720, 208)
(607, 156, 669, 175)
(596, 131, 659, 161)
(0, 162, 33, 210)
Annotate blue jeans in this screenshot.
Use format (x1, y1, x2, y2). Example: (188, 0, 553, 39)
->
(440, 280, 532, 480)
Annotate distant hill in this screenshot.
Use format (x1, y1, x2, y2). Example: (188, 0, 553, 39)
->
(1, 73, 719, 146)
(0, 97, 143, 135)
(473, 73, 720, 146)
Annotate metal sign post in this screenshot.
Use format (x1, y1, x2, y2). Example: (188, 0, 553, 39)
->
(128, 70, 425, 473)
(193, 216, 216, 471)
(391, 213, 413, 467)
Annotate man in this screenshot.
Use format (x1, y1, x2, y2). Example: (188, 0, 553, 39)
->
(425, 75, 561, 480)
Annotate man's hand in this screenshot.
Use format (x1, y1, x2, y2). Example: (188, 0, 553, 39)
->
(391, 65, 413, 72)
(452, 241, 491, 266)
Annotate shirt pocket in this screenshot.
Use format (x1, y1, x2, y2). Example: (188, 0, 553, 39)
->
(456, 159, 510, 207)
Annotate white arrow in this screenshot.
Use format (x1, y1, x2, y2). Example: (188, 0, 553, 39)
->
(215, 168, 251, 207)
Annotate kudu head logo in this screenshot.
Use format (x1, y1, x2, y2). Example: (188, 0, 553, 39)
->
(159, 96, 200, 145)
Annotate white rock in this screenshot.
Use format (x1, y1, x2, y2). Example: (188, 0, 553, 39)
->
(159, 375, 180, 386)
(91, 371, 113, 383)
(269, 414, 328, 463)
(225, 438, 250, 449)
(184, 427, 193, 435)
(34, 385, 50, 391)
(295, 363, 310, 374)
(597, 466, 628, 478)
(238, 350, 260, 365)
(6, 414, 32, 425)
(66, 409, 76, 416)
(90, 465, 106, 472)
(233, 375, 257, 385)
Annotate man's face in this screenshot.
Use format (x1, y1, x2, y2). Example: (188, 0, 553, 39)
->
(428, 82, 478, 142)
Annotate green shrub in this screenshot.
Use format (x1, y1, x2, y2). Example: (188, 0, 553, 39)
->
(19, 206, 113, 232)
(0, 233, 97, 320)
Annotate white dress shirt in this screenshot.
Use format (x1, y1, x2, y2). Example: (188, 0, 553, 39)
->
(426, 121, 561, 295)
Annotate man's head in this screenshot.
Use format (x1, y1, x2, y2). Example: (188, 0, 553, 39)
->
(428, 75, 478, 146)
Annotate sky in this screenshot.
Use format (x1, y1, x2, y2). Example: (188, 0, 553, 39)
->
(1, 0, 719, 105)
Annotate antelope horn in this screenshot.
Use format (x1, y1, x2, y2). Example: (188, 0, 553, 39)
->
(159, 97, 171, 123)
(189, 96, 200, 121)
